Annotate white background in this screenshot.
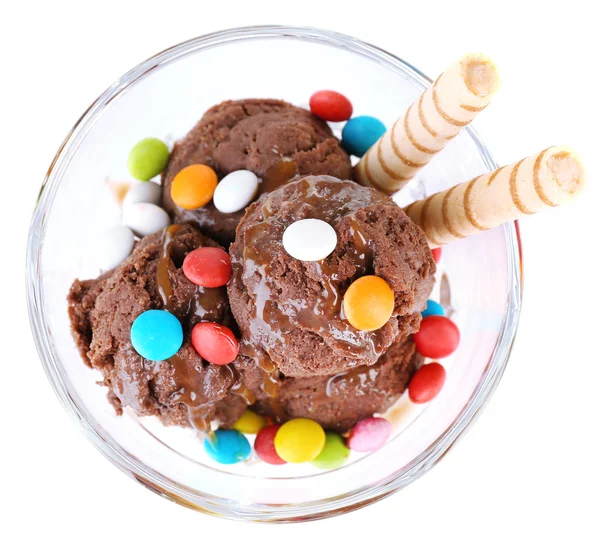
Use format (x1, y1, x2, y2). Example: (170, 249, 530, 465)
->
(2, 1, 599, 539)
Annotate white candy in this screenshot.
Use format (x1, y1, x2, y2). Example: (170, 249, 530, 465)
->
(282, 219, 338, 262)
(123, 202, 171, 237)
(97, 225, 135, 271)
(213, 170, 259, 214)
(122, 181, 162, 209)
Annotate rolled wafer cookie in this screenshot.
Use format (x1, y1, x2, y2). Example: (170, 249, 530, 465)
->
(403, 146, 586, 248)
(355, 53, 500, 194)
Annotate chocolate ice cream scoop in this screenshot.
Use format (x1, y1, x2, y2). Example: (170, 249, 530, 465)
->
(253, 338, 423, 433)
(228, 175, 436, 378)
(162, 99, 352, 246)
(68, 224, 253, 430)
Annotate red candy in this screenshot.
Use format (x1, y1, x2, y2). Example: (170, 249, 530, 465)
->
(414, 315, 460, 358)
(431, 247, 442, 264)
(255, 424, 286, 465)
(182, 247, 231, 288)
(191, 322, 239, 365)
(309, 90, 353, 122)
(408, 362, 446, 404)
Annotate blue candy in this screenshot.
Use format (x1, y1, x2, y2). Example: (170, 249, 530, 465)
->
(342, 116, 386, 157)
(421, 299, 445, 319)
(130, 309, 183, 362)
(204, 429, 251, 464)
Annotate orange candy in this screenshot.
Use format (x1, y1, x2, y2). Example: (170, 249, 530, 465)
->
(343, 275, 395, 331)
(170, 164, 218, 210)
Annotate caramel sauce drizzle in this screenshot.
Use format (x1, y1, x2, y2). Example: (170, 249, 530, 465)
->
(259, 159, 299, 195)
(156, 225, 253, 433)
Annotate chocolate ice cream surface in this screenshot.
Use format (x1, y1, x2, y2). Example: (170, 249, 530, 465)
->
(229, 175, 436, 378)
(162, 99, 352, 245)
(68, 224, 256, 431)
(254, 338, 423, 432)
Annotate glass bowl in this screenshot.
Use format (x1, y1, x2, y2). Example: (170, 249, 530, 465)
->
(26, 26, 522, 522)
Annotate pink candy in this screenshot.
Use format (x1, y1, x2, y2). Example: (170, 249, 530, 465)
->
(347, 417, 392, 452)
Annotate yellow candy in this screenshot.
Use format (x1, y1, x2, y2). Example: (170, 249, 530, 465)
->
(171, 164, 218, 210)
(274, 418, 326, 463)
(232, 410, 267, 434)
(343, 275, 395, 331)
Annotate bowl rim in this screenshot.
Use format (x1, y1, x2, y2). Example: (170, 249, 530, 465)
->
(26, 24, 523, 523)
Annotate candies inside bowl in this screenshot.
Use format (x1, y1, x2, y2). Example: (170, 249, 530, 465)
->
(27, 26, 524, 522)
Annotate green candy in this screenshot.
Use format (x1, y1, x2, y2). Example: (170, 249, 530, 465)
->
(311, 432, 350, 470)
(127, 138, 170, 181)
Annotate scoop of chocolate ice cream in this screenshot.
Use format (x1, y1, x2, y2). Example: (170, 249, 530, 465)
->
(68, 224, 251, 430)
(254, 338, 423, 432)
(228, 175, 436, 378)
(68, 273, 111, 366)
(162, 99, 352, 246)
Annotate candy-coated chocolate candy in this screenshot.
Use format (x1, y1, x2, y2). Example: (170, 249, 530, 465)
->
(254, 425, 286, 465)
(130, 309, 183, 362)
(204, 429, 251, 464)
(311, 432, 350, 469)
(97, 224, 134, 271)
(183, 247, 231, 288)
(342, 116, 386, 157)
(274, 418, 326, 463)
(282, 219, 338, 262)
(171, 164, 218, 210)
(414, 315, 460, 358)
(213, 170, 259, 214)
(122, 181, 161, 209)
(233, 410, 267, 435)
(343, 275, 395, 331)
(421, 299, 444, 319)
(431, 247, 442, 264)
(127, 138, 170, 181)
(347, 417, 392, 452)
(309, 90, 353, 122)
(408, 362, 446, 404)
(123, 202, 170, 237)
(191, 322, 239, 365)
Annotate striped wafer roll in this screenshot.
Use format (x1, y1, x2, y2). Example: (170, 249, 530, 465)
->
(404, 146, 586, 248)
(355, 53, 500, 194)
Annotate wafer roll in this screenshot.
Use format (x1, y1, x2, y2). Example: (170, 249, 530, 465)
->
(355, 53, 500, 194)
(404, 146, 586, 248)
